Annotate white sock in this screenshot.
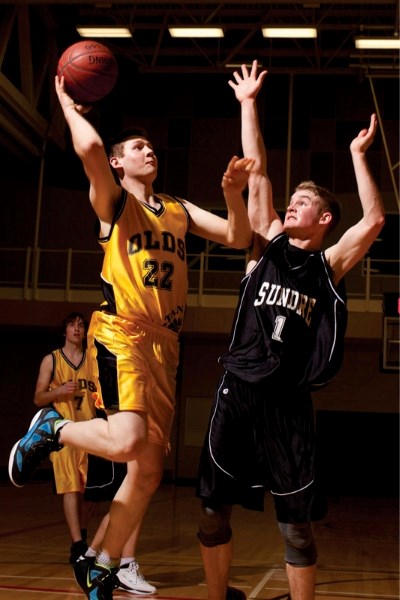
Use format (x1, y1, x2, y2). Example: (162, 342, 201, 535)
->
(55, 419, 70, 431)
(85, 547, 96, 558)
(96, 549, 119, 569)
(120, 556, 135, 567)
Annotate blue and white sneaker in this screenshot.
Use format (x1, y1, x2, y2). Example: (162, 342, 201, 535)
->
(74, 556, 118, 599)
(8, 407, 65, 487)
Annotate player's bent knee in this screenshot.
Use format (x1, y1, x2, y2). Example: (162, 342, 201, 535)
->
(278, 521, 317, 567)
(197, 504, 232, 547)
(133, 467, 163, 496)
(106, 411, 148, 461)
(109, 435, 147, 462)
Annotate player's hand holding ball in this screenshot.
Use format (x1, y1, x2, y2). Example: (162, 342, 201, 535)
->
(55, 74, 92, 114)
(56, 40, 118, 113)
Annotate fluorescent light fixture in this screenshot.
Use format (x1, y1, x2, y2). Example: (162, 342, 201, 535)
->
(262, 27, 317, 39)
(77, 26, 132, 38)
(355, 37, 400, 49)
(225, 63, 263, 69)
(169, 26, 224, 38)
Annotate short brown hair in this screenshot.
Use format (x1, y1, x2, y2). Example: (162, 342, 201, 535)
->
(62, 312, 88, 335)
(107, 127, 149, 159)
(295, 180, 341, 234)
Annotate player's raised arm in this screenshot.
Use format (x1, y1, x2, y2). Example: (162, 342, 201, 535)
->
(183, 156, 253, 250)
(55, 75, 120, 226)
(325, 114, 385, 285)
(221, 156, 254, 247)
(229, 60, 283, 262)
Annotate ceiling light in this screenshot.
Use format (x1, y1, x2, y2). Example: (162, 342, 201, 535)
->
(77, 26, 132, 38)
(225, 63, 263, 69)
(355, 37, 400, 49)
(262, 27, 317, 39)
(168, 26, 224, 38)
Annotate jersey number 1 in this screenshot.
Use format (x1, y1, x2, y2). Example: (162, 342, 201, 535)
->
(272, 315, 286, 342)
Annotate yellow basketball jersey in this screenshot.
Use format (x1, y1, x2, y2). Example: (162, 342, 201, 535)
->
(99, 191, 189, 334)
(50, 348, 96, 422)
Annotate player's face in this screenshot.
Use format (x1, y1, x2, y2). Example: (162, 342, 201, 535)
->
(283, 191, 322, 234)
(65, 318, 86, 344)
(120, 137, 158, 181)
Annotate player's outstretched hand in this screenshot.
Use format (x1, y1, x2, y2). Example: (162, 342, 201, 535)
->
(55, 75, 92, 114)
(228, 59, 267, 103)
(222, 156, 255, 193)
(350, 113, 378, 155)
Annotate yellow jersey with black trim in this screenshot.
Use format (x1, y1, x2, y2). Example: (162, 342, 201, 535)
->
(99, 190, 190, 335)
(50, 349, 97, 422)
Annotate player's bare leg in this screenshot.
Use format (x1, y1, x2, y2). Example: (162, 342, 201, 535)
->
(200, 540, 233, 600)
(286, 563, 316, 600)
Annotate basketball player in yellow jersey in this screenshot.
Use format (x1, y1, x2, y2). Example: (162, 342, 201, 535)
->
(33, 312, 97, 565)
(8, 75, 253, 599)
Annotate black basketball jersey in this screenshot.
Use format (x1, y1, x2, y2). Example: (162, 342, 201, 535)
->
(220, 233, 348, 389)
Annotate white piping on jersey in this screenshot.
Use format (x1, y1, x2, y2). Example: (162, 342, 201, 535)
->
(320, 252, 346, 363)
(207, 373, 236, 480)
(330, 299, 338, 363)
(321, 252, 346, 304)
(270, 478, 314, 496)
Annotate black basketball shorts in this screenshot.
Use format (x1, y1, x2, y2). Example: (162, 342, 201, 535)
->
(196, 370, 327, 523)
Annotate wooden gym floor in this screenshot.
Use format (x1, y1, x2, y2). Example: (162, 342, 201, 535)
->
(0, 479, 398, 600)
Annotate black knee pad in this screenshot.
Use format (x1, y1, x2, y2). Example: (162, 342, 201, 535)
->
(197, 504, 232, 547)
(278, 521, 317, 567)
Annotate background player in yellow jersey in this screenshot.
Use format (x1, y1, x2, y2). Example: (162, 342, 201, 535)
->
(8, 75, 254, 599)
(34, 312, 154, 591)
(33, 311, 97, 564)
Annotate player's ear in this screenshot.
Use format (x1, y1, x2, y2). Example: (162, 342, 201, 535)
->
(109, 155, 120, 169)
(320, 211, 332, 226)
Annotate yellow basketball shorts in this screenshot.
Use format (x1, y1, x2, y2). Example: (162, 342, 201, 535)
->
(50, 446, 88, 494)
(87, 311, 180, 449)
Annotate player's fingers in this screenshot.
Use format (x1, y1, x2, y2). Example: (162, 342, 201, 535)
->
(75, 103, 92, 114)
(227, 155, 239, 168)
(234, 156, 254, 169)
(369, 114, 377, 133)
(231, 71, 242, 83)
(244, 158, 255, 172)
(250, 59, 258, 76)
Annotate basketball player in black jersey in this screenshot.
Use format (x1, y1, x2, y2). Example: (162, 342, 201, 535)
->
(196, 61, 385, 600)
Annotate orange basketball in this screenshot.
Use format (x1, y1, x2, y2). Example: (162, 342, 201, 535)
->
(57, 40, 118, 103)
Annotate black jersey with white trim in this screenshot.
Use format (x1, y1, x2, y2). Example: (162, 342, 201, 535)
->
(220, 233, 347, 389)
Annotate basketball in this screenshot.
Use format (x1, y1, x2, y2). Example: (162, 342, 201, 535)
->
(57, 40, 118, 103)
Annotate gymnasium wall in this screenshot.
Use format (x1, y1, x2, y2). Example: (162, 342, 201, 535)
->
(0, 323, 398, 497)
(0, 70, 398, 496)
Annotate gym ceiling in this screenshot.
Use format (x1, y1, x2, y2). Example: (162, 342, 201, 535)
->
(0, 1, 398, 157)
